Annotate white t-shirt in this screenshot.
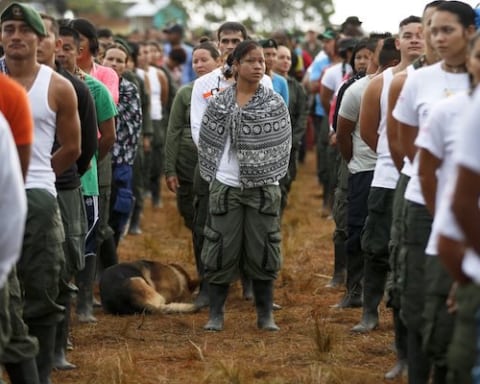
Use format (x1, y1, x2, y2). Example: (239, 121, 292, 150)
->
(371, 68, 399, 189)
(457, 87, 480, 282)
(0, 112, 27, 288)
(436, 87, 480, 280)
(321, 62, 352, 93)
(339, 76, 377, 174)
(393, 62, 469, 205)
(190, 68, 273, 187)
(417, 91, 470, 255)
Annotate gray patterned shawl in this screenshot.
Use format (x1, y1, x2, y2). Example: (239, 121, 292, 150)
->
(198, 83, 291, 188)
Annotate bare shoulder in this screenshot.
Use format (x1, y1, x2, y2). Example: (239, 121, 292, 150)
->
(366, 73, 384, 93)
(390, 70, 407, 88)
(50, 71, 76, 97)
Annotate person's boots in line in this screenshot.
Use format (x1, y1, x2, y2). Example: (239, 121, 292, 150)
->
(332, 247, 363, 309)
(75, 255, 97, 323)
(53, 301, 76, 370)
(351, 263, 388, 333)
(326, 242, 346, 288)
(204, 283, 229, 331)
(4, 358, 41, 384)
(193, 279, 209, 309)
(252, 279, 280, 331)
(192, 234, 208, 309)
(240, 272, 253, 300)
(385, 307, 408, 379)
(28, 324, 57, 384)
(128, 205, 142, 235)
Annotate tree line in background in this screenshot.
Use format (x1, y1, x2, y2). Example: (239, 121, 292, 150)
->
(0, 0, 334, 34)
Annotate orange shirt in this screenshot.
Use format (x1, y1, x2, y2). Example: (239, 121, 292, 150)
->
(0, 73, 34, 146)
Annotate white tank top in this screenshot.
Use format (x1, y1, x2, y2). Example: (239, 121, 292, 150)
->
(400, 65, 416, 177)
(25, 64, 57, 196)
(371, 68, 399, 188)
(147, 66, 162, 120)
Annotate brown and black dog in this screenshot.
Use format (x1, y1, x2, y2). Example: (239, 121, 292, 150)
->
(99, 260, 200, 315)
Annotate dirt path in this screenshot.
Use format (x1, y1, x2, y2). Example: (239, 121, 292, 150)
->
(50, 150, 404, 384)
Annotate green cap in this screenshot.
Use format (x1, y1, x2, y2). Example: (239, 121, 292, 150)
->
(0, 2, 47, 37)
(317, 27, 337, 41)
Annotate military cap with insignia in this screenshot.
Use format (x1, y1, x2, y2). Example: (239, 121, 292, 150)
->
(259, 38, 278, 49)
(0, 2, 47, 37)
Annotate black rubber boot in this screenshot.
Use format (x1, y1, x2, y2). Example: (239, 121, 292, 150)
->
(252, 280, 280, 331)
(28, 324, 57, 384)
(384, 358, 407, 380)
(193, 280, 209, 309)
(75, 256, 97, 323)
(326, 242, 346, 288)
(331, 284, 363, 309)
(351, 261, 388, 333)
(4, 358, 41, 384)
(54, 301, 76, 371)
(192, 233, 208, 309)
(204, 283, 229, 331)
(100, 235, 118, 269)
(338, 248, 364, 308)
(128, 206, 142, 235)
(240, 272, 253, 300)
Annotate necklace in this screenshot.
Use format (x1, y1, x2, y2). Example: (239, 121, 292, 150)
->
(442, 62, 467, 74)
(442, 66, 468, 97)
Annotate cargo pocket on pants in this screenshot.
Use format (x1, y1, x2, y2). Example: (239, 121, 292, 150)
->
(201, 225, 223, 271)
(262, 231, 282, 272)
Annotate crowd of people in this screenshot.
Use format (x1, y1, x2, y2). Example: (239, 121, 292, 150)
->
(1, 0, 480, 383)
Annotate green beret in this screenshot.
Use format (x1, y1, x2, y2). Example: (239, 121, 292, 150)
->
(0, 2, 47, 37)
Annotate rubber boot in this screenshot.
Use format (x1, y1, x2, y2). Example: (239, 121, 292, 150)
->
(28, 324, 57, 384)
(99, 235, 118, 269)
(384, 307, 408, 379)
(75, 255, 97, 323)
(240, 272, 253, 300)
(252, 280, 280, 331)
(351, 262, 388, 333)
(193, 280, 209, 309)
(331, 283, 362, 309)
(192, 233, 208, 309)
(54, 301, 76, 370)
(326, 242, 346, 288)
(4, 358, 41, 384)
(333, 247, 364, 308)
(204, 283, 229, 331)
(128, 206, 142, 235)
(384, 359, 407, 380)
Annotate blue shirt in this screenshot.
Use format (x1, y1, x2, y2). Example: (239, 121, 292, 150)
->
(163, 42, 195, 85)
(272, 73, 289, 105)
(309, 55, 331, 116)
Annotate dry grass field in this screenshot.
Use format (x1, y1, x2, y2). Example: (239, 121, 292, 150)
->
(19, 150, 405, 384)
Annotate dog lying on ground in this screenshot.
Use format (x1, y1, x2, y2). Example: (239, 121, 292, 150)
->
(99, 260, 200, 315)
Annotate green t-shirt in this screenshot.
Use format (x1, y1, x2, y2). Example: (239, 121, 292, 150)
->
(80, 154, 98, 196)
(80, 74, 118, 196)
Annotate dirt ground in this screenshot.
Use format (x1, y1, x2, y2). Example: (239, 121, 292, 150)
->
(43, 149, 407, 384)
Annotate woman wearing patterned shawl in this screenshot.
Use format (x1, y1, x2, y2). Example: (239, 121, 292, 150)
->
(198, 40, 291, 332)
(102, 43, 142, 247)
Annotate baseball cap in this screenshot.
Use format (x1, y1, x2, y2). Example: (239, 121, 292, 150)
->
(163, 23, 184, 35)
(259, 38, 278, 49)
(317, 26, 337, 41)
(343, 16, 362, 26)
(0, 2, 47, 37)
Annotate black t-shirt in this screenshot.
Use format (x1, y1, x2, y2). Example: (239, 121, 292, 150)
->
(54, 64, 98, 190)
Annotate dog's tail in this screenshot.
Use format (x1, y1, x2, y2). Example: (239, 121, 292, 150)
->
(155, 302, 198, 314)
